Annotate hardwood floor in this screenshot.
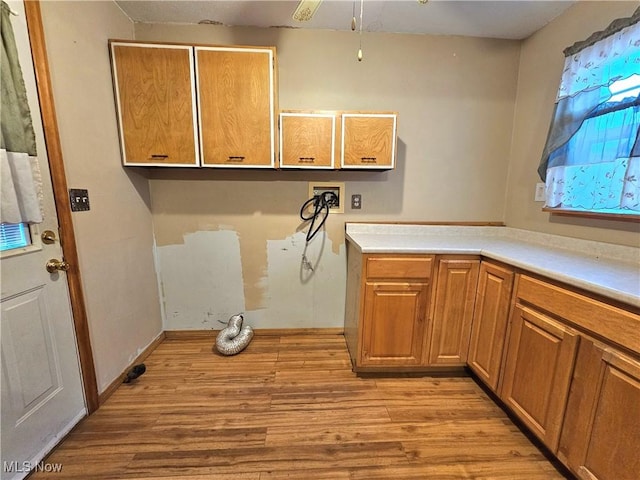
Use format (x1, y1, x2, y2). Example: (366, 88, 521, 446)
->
(32, 334, 567, 479)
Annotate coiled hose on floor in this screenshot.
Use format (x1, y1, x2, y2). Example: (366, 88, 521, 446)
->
(215, 314, 254, 355)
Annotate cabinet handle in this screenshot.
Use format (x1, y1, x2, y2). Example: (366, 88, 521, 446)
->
(150, 154, 169, 159)
(298, 157, 315, 163)
(227, 156, 245, 162)
(361, 157, 377, 163)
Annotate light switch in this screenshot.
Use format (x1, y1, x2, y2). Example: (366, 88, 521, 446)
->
(69, 188, 90, 212)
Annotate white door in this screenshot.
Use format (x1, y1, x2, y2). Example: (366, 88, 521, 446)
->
(1, 2, 86, 479)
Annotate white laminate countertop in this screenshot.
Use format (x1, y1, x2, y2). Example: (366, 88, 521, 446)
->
(345, 224, 640, 308)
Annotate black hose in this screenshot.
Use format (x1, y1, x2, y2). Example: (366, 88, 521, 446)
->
(300, 192, 338, 242)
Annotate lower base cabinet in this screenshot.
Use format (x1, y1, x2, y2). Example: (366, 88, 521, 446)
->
(558, 340, 640, 480)
(467, 261, 514, 391)
(346, 253, 435, 370)
(361, 281, 430, 366)
(499, 303, 580, 452)
(427, 257, 479, 366)
(344, 246, 640, 479)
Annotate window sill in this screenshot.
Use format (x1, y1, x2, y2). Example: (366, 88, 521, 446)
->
(542, 207, 640, 223)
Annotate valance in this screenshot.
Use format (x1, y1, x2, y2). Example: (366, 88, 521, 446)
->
(537, 8, 640, 214)
(0, 0, 43, 224)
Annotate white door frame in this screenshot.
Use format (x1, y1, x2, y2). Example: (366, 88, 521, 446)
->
(24, 0, 98, 413)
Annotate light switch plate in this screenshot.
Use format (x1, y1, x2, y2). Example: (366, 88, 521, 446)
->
(69, 188, 90, 212)
(534, 183, 546, 202)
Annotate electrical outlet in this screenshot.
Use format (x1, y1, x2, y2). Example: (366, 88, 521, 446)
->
(351, 194, 362, 209)
(535, 182, 546, 202)
(308, 182, 344, 213)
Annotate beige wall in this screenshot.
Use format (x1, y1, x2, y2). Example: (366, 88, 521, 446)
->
(505, 0, 640, 246)
(135, 24, 521, 329)
(40, 1, 163, 393)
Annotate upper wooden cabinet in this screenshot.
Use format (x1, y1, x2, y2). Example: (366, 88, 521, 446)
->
(109, 41, 277, 168)
(278, 110, 397, 170)
(341, 113, 397, 169)
(110, 42, 199, 166)
(427, 257, 479, 366)
(195, 46, 277, 168)
(467, 261, 514, 391)
(279, 111, 336, 169)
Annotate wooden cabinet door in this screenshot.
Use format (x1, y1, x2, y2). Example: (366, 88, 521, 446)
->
(559, 340, 640, 480)
(196, 47, 276, 168)
(427, 258, 479, 366)
(341, 113, 397, 169)
(279, 112, 336, 169)
(500, 304, 579, 452)
(360, 281, 429, 367)
(110, 42, 199, 166)
(467, 262, 514, 390)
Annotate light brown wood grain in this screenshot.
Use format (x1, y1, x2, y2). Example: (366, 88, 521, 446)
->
(111, 42, 198, 165)
(500, 304, 579, 452)
(196, 47, 275, 167)
(427, 257, 480, 365)
(342, 113, 397, 168)
(468, 261, 515, 391)
(31, 334, 566, 479)
(516, 275, 640, 355)
(365, 255, 434, 280)
(279, 112, 335, 168)
(360, 281, 430, 366)
(560, 339, 640, 480)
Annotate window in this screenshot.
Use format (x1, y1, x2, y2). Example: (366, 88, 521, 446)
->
(538, 11, 640, 219)
(0, 223, 31, 252)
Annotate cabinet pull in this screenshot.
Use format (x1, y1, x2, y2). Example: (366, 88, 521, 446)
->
(227, 156, 245, 162)
(298, 157, 315, 163)
(361, 157, 377, 163)
(150, 154, 169, 159)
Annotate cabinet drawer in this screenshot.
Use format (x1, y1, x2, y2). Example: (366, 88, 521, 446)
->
(366, 256, 434, 280)
(516, 275, 640, 355)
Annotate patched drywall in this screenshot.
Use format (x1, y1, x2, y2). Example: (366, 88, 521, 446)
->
(157, 230, 246, 329)
(264, 231, 346, 328)
(157, 229, 345, 330)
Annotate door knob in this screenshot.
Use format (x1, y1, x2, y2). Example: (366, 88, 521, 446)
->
(46, 259, 70, 273)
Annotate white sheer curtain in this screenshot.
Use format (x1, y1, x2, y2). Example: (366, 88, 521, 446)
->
(540, 12, 640, 213)
(1, 150, 43, 223)
(0, 0, 43, 224)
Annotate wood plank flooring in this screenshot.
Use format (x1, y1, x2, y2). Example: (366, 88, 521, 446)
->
(32, 334, 568, 479)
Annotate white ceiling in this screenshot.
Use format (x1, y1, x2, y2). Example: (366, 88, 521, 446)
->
(115, 0, 576, 40)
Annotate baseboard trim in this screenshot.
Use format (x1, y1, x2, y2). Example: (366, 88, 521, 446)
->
(254, 328, 344, 336)
(98, 331, 166, 406)
(164, 327, 345, 339)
